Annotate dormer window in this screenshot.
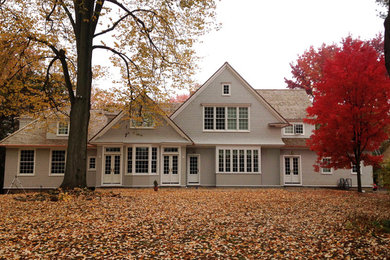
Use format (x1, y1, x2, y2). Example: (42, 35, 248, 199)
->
(222, 83, 231, 96)
(57, 121, 69, 136)
(284, 123, 304, 135)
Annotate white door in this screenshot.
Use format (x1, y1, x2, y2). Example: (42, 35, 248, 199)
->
(284, 156, 300, 184)
(103, 154, 121, 184)
(161, 155, 179, 185)
(187, 155, 200, 185)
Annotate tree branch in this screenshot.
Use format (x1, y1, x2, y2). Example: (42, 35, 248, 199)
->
(58, 0, 76, 33)
(94, 13, 130, 38)
(91, 0, 105, 34)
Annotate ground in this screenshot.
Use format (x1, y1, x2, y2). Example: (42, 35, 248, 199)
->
(0, 188, 389, 259)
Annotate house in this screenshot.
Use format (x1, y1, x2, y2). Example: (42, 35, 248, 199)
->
(0, 62, 373, 189)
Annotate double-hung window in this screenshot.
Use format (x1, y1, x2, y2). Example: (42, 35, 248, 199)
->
(19, 150, 35, 175)
(57, 121, 69, 136)
(217, 147, 261, 173)
(321, 158, 332, 174)
(204, 106, 249, 131)
(127, 146, 158, 174)
(51, 150, 66, 175)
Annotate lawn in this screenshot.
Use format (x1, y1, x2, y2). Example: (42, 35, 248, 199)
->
(0, 188, 389, 259)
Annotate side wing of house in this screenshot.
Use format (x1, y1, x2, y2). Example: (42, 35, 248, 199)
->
(90, 111, 192, 187)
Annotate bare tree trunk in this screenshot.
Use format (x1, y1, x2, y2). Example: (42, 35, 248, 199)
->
(356, 160, 362, 193)
(61, 1, 95, 189)
(384, 3, 390, 76)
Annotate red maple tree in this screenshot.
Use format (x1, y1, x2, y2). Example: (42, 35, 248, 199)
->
(306, 37, 390, 192)
(285, 35, 384, 97)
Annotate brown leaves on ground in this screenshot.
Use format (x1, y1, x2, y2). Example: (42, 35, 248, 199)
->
(0, 188, 389, 259)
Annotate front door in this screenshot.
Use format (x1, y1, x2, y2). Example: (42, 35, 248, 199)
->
(187, 155, 200, 185)
(161, 155, 179, 185)
(284, 156, 301, 184)
(103, 154, 121, 184)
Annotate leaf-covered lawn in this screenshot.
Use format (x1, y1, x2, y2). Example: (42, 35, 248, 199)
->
(0, 188, 389, 259)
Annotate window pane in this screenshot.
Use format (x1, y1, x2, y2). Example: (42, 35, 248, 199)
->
(253, 150, 259, 172)
(284, 125, 294, 134)
(20, 150, 34, 174)
(216, 107, 225, 130)
(89, 157, 96, 170)
(238, 107, 248, 130)
(58, 122, 68, 135)
(164, 147, 178, 153)
(246, 150, 252, 172)
(51, 150, 66, 174)
(225, 150, 231, 172)
(204, 107, 214, 130)
(218, 150, 224, 172)
(135, 147, 149, 173)
(151, 147, 157, 173)
(239, 150, 245, 172)
(227, 107, 237, 130)
(106, 147, 120, 152)
(232, 150, 238, 172)
(223, 84, 230, 95)
(127, 147, 132, 173)
(294, 124, 303, 134)
(322, 158, 331, 173)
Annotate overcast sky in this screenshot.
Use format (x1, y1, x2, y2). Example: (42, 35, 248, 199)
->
(194, 0, 385, 90)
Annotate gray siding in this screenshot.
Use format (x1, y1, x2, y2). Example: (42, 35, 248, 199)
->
(261, 148, 281, 185)
(173, 68, 284, 145)
(280, 149, 373, 187)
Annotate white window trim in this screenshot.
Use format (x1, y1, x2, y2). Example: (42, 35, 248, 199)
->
(321, 157, 333, 174)
(56, 121, 70, 136)
(17, 149, 36, 176)
(215, 146, 261, 174)
(87, 156, 97, 171)
(125, 144, 159, 175)
(283, 123, 304, 136)
(221, 83, 231, 96)
(49, 149, 67, 176)
(203, 106, 250, 132)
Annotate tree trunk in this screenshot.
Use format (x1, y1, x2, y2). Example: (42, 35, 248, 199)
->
(60, 1, 95, 189)
(356, 161, 362, 193)
(384, 3, 390, 76)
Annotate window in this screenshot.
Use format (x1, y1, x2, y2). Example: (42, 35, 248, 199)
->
(321, 158, 332, 174)
(19, 150, 35, 175)
(57, 121, 69, 136)
(204, 106, 249, 131)
(351, 163, 358, 174)
(105, 147, 121, 153)
(127, 146, 158, 174)
(222, 84, 230, 96)
(88, 157, 96, 170)
(284, 123, 304, 135)
(51, 150, 66, 175)
(217, 147, 261, 173)
(164, 147, 178, 153)
(135, 147, 149, 173)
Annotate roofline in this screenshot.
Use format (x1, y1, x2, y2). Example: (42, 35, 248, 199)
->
(89, 111, 125, 142)
(0, 144, 96, 148)
(0, 119, 39, 144)
(170, 62, 288, 124)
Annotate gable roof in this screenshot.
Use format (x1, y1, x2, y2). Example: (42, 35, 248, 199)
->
(89, 98, 193, 144)
(170, 62, 288, 124)
(256, 89, 311, 120)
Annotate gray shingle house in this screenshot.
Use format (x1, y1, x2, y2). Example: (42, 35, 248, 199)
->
(0, 62, 373, 189)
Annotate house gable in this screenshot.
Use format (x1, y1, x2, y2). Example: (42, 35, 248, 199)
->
(171, 62, 287, 146)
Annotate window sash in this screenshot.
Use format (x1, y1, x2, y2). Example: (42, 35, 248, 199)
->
(321, 158, 332, 173)
(88, 157, 96, 170)
(19, 150, 34, 174)
(57, 122, 69, 135)
(127, 146, 158, 174)
(51, 150, 66, 175)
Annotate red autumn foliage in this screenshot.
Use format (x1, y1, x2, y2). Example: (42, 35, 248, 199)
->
(285, 35, 384, 97)
(169, 93, 189, 103)
(305, 37, 390, 192)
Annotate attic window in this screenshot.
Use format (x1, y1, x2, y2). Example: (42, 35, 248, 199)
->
(130, 112, 155, 128)
(57, 121, 69, 136)
(222, 84, 231, 96)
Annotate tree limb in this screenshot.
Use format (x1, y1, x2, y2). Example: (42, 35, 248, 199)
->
(91, 0, 105, 34)
(94, 13, 130, 38)
(58, 0, 76, 33)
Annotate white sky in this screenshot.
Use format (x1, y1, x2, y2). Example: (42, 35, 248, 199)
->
(194, 0, 385, 90)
